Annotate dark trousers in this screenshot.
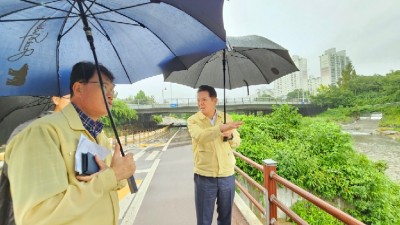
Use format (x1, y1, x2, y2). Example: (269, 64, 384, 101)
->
(194, 174, 235, 225)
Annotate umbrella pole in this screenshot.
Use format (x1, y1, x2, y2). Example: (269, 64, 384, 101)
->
(77, 0, 138, 193)
(223, 49, 228, 142)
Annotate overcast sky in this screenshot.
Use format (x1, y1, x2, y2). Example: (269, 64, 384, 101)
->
(115, 0, 400, 101)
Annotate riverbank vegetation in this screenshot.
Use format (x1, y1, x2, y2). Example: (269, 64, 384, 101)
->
(311, 68, 400, 134)
(234, 105, 400, 224)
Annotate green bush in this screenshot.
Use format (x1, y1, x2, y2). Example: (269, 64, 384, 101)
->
(235, 105, 400, 224)
(152, 114, 163, 123)
(291, 201, 342, 225)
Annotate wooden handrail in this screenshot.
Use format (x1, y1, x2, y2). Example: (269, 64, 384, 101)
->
(233, 152, 366, 225)
(233, 151, 263, 171)
(235, 180, 265, 215)
(234, 165, 265, 193)
(270, 195, 309, 225)
(271, 172, 366, 225)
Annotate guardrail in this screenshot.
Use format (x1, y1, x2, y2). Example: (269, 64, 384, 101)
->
(233, 151, 366, 225)
(108, 125, 171, 147)
(127, 97, 310, 109)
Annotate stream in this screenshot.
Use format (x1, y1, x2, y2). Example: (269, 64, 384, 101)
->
(341, 118, 400, 182)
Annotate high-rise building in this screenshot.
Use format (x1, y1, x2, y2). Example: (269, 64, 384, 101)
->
(319, 48, 351, 86)
(307, 76, 321, 95)
(273, 55, 307, 97)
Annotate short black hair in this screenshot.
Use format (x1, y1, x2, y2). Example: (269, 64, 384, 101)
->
(69, 61, 114, 95)
(197, 85, 217, 98)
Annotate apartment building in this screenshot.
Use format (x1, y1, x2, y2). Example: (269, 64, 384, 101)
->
(273, 55, 307, 97)
(319, 48, 351, 86)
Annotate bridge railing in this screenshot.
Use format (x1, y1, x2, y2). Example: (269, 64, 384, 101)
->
(233, 151, 366, 225)
(128, 97, 310, 109)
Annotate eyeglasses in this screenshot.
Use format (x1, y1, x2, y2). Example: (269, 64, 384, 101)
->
(84, 81, 115, 93)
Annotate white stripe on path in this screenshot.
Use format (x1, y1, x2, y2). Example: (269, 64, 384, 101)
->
(145, 151, 159, 161)
(162, 129, 180, 152)
(119, 159, 160, 225)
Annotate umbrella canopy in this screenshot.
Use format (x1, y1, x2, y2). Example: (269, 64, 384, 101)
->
(0, 96, 52, 145)
(0, 0, 226, 193)
(164, 35, 298, 90)
(0, 0, 226, 96)
(164, 35, 299, 124)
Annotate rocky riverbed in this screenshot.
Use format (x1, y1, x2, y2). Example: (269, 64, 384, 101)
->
(341, 118, 400, 182)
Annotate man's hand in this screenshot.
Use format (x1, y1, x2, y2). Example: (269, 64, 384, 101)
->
(221, 130, 233, 139)
(110, 144, 136, 181)
(76, 154, 108, 182)
(219, 121, 243, 133)
(76, 144, 136, 182)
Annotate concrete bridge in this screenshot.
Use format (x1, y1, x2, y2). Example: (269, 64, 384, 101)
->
(128, 97, 325, 122)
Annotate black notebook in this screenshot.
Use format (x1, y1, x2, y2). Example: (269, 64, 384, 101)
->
(81, 152, 99, 175)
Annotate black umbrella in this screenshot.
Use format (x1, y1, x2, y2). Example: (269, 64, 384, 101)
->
(0, 0, 227, 193)
(164, 35, 299, 124)
(0, 96, 52, 146)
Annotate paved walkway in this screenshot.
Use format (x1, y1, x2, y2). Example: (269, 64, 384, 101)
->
(118, 129, 255, 225)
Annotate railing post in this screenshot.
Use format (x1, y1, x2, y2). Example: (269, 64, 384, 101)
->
(124, 133, 128, 146)
(263, 159, 277, 224)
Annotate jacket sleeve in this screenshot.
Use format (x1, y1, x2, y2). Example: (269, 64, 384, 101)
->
(187, 116, 221, 144)
(226, 114, 241, 149)
(6, 123, 119, 225)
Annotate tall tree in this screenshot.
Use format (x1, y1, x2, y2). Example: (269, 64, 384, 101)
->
(311, 85, 355, 108)
(133, 90, 155, 105)
(383, 70, 400, 102)
(101, 99, 137, 127)
(338, 62, 357, 90)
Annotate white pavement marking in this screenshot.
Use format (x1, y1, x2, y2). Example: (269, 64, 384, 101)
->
(135, 168, 151, 174)
(145, 151, 159, 161)
(162, 129, 180, 152)
(133, 149, 146, 161)
(119, 159, 160, 225)
(119, 190, 137, 221)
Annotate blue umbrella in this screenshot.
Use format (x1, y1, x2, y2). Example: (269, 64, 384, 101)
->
(0, 0, 226, 96)
(0, 0, 227, 193)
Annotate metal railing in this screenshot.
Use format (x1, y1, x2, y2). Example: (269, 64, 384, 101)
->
(108, 126, 171, 147)
(127, 97, 310, 109)
(233, 151, 366, 225)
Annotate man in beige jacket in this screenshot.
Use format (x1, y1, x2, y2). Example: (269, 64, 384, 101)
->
(0, 94, 70, 225)
(187, 85, 243, 225)
(5, 61, 136, 225)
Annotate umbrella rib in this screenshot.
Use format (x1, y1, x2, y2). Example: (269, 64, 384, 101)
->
(21, 0, 78, 16)
(97, 3, 180, 60)
(56, 1, 77, 96)
(87, 1, 150, 27)
(86, 1, 153, 16)
(82, 1, 133, 83)
(238, 50, 272, 83)
(91, 1, 202, 70)
(225, 51, 233, 89)
(238, 48, 295, 83)
(192, 54, 216, 88)
(0, 97, 51, 124)
(1, 0, 80, 21)
(88, 17, 142, 27)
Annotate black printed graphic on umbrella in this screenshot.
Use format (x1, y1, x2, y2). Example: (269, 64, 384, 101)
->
(7, 64, 28, 86)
